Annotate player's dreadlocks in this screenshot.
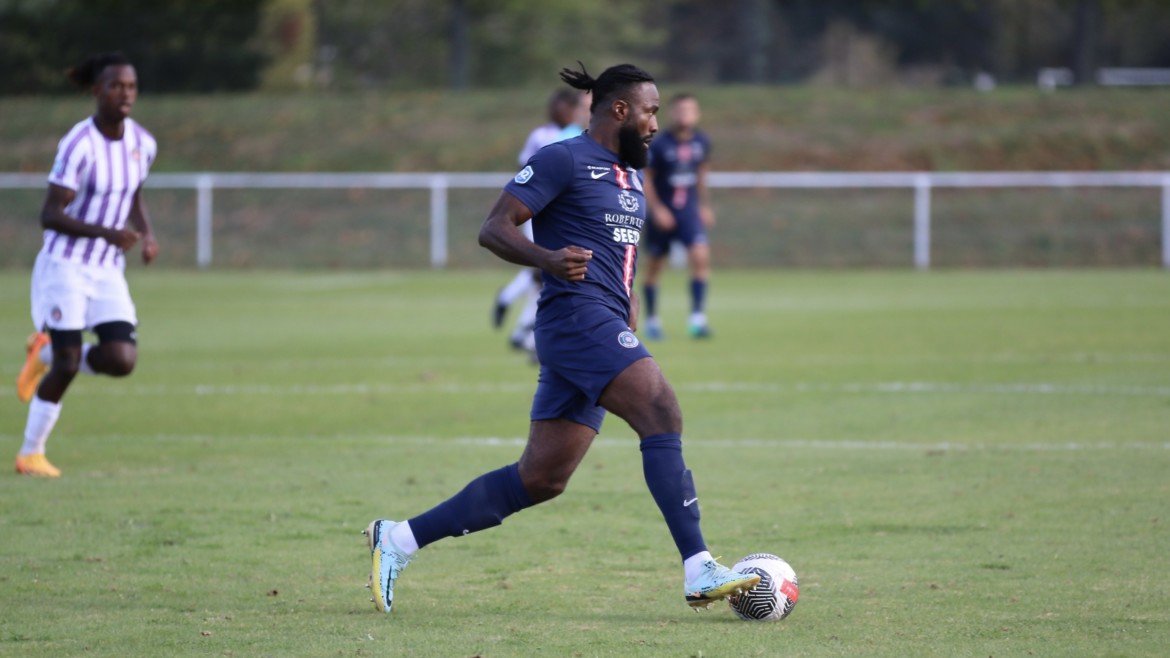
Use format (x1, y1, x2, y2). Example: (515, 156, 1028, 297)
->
(66, 52, 132, 88)
(560, 61, 654, 114)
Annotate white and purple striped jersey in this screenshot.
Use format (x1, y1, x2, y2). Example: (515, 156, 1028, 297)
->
(42, 116, 157, 268)
(518, 122, 564, 166)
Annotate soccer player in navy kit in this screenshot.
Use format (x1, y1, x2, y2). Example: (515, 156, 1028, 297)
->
(363, 63, 758, 614)
(641, 94, 715, 340)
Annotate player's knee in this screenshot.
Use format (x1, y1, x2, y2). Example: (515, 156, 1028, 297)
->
(51, 350, 82, 377)
(644, 385, 683, 432)
(104, 346, 137, 377)
(522, 470, 571, 503)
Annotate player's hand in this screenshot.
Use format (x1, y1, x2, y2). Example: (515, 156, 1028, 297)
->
(652, 208, 676, 231)
(628, 290, 640, 333)
(544, 246, 592, 281)
(700, 205, 716, 228)
(106, 228, 141, 251)
(141, 234, 159, 265)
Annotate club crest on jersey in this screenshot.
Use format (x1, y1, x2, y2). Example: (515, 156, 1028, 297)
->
(50, 306, 63, 322)
(618, 331, 640, 349)
(618, 189, 640, 213)
(514, 165, 534, 184)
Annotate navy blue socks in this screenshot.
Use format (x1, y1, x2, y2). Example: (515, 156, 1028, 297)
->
(690, 279, 707, 315)
(408, 462, 534, 549)
(640, 432, 708, 561)
(643, 283, 658, 319)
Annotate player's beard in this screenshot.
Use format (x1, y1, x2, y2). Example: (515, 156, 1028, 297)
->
(618, 121, 649, 169)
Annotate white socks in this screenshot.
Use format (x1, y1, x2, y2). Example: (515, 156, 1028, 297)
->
(498, 269, 533, 306)
(684, 550, 715, 582)
(390, 521, 419, 555)
(689, 312, 707, 328)
(21, 396, 62, 456)
(78, 344, 96, 375)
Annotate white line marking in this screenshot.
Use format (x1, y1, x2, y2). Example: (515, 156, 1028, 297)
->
(75, 380, 1170, 398)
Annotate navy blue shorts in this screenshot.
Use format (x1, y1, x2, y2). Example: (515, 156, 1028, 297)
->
(644, 211, 707, 258)
(530, 295, 652, 432)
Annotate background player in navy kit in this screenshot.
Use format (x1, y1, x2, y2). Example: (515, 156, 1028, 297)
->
(641, 94, 715, 340)
(363, 63, 758, 615)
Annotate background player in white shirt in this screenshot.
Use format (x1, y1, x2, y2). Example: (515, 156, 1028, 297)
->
(14, 52, 159, 477)
(492, 89, 581, 357)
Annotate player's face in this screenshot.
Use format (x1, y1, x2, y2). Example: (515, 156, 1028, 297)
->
(617, 82, 659, 169)
(671, 98, 700, 130)
(94, 64, 138, 121)
(552, 98, 577, 128)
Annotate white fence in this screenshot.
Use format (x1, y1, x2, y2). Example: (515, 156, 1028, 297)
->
(2, 171, 1169, 269)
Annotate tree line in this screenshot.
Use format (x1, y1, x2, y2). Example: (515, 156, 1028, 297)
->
(1, 0, 1167, 94)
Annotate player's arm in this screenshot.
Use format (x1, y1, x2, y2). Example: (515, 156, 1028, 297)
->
(478, 191, 591, 281)
(643, 167, 675, 231)
(126, 189, 159, 264)
(697, 162, 715, 228)
(40, 183, 139, 250)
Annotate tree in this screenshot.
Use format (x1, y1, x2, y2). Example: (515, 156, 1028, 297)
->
(0, 0, 267, 94)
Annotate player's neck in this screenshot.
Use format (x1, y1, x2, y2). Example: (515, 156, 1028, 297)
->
(586, 124, 621, 158)
(672, 126, 695, 140)
(93, 113, 126, 140)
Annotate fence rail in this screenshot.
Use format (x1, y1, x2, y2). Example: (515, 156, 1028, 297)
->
(2, 171, 1168, 269)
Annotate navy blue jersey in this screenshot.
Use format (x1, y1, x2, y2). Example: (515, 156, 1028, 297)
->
(647, 130, 710, 217)
(504, 133, 645, 320)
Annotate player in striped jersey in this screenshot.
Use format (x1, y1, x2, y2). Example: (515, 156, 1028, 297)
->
(14, 52, 159, 477)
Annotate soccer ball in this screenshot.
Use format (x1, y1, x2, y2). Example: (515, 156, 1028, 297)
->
(727, 553, 799, 621)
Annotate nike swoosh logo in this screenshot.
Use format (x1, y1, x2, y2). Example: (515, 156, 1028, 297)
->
(683, 497, 698, 507)
(590, 170, 610, 179)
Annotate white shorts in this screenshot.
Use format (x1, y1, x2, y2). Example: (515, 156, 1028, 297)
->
(31, 251, 138, 332)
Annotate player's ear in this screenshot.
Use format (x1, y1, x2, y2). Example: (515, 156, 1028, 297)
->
(612, 98, 628, 122)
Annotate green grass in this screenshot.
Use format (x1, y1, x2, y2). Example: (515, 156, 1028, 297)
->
(1, 269, 1168, 656)
(2, 87, 1169, 173)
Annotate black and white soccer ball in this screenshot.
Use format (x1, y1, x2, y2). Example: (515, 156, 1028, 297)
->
(727, 553, 799, 621)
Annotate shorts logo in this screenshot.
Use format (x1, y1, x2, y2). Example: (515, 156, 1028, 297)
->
(50, 306, 63, 322)
(514, 165, 534, 184)
(618, 331, 640, 349)
(618, 190, 639, 213)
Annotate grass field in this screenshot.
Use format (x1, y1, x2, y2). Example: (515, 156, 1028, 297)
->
(1, 269, 1168, 656)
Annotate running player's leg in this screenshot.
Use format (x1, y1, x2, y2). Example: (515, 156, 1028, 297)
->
(493, 220, 538, 330)
(686, 241, 711, 338)
(17, 257, 87, 476)
(83, 266, 139, 376)
(512, 270, 542, 356)
(366, 420, 596, 612)
(495, 268, 532, 329)
(17, 329, 81, 476)
(85, 321, 137, 377)
(642, 227, 672, 340)
(599, 357, 758, 607)
(676, 216, 711, 338)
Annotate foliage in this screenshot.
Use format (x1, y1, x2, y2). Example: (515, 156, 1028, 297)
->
(0, 0, 267, 94)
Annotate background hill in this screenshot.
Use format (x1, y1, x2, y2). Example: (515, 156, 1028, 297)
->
(2, 87, 1169, 173)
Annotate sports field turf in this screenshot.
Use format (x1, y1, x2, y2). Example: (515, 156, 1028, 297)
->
(1, 269, 1168, 656)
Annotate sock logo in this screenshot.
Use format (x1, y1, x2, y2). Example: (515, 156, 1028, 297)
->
(683, 497, 698, 507)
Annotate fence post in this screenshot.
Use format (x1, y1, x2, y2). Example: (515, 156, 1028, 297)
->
(430, 175, 449, 269)
(913, 174, 932, 270)
(1163, 176, 1170, 270)
(196, 174, 213, 269)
